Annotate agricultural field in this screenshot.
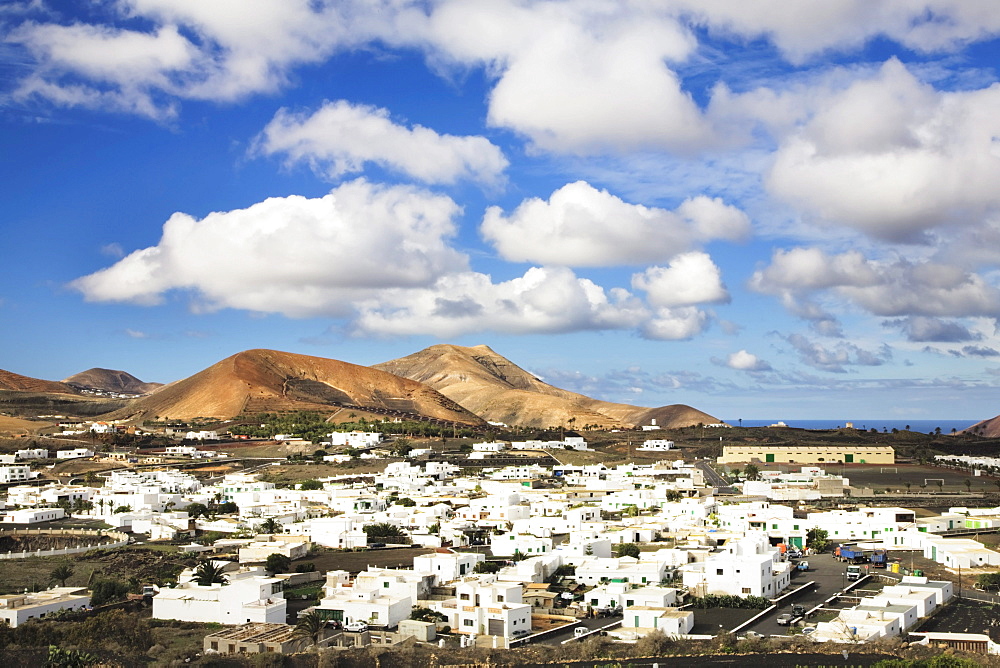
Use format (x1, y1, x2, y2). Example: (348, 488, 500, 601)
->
(915, 599, 1000, 641)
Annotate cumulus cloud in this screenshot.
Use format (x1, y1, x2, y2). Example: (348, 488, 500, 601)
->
(955, 345, 1000, 358)
(422, 1, 708, 154)
(677, 1, 1000, 63)
(351, 266, 649, 338)
(766, 59, 1000, 241)
(632, 252, 729, 308)
(718, 349, 772, 372)
(482, 182, 749, 266)
(253, 100, 508, 185)
(883, 316, 980, 343)
(8, 1, 376, 118)
(751, 247, 1000, 324)
(71, 179, 467, 317)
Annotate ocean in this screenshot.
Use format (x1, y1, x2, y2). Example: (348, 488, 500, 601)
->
(727, 419, 979, 433)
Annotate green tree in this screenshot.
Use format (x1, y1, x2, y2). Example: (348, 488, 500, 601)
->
(89, 578, 130, 606)
(218, 501, 239, 514)
(265, 553, 292, 574)
(50, 564, 74, 587)
(257, 518, 283, 535)
(292, 610, 328, 647)
(613, 543, 641, 559)
(392, 437, 413, 457)
(977, 572, 1000, 591)
(410, 606, 447, 623)
(396, 497, 416, 507)
(743, 463, 760, 481)
(184, 502, 209, 518)
(363, 522, 407, 540)
(193, 561, 228, 586)
(806, 528, 829, 553)
(299, 479, 324, 490)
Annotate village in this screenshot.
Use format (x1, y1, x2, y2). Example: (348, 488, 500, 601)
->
(1, 421, 999, 666)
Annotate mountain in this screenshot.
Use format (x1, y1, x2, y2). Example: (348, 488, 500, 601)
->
(62, 368, 162, 395)
(0, 369, 77, 395)
(373, 343, 720, 429)
(963, 416, 1000, 438)
(109, 349, 484, 425)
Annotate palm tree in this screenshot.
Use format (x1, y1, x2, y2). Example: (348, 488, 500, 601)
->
(257, 518, 283, 535)
(193, 561, 228, 586)
(50, 564, 74, 587)
(292, 610, 328, 647)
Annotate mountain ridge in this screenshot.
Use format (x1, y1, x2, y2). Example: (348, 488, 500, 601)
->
(373, 343, 720, 429)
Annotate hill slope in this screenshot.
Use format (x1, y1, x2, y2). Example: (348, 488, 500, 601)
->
(63, 368, 162, 395)
(110, 349, 483, 425)
(963, 416, 1000, 438)
(0, 369, 76, 395)
(373, 344, 719, 429)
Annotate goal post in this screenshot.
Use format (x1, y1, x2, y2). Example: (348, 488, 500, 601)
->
(880, 467, 898, 474)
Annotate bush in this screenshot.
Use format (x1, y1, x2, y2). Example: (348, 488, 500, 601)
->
(90, 578, 130, 606)
(265, 553, 292, 574)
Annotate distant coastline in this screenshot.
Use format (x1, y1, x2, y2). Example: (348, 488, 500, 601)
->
(727, 419, 978, 433)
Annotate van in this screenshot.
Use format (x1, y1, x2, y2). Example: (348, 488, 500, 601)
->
(574, 626, 588, 638)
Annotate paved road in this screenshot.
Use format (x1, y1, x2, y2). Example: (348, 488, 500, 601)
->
(695, 461, 736, 494)
(531, 613, 622, 646)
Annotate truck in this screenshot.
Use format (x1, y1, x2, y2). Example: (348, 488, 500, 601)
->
(870, 549, 888, 568)
(846, 564, 864, 580)
(836, 545, 867, 563)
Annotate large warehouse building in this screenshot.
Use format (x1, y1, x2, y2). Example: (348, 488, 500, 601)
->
(718, 444, 895, 465)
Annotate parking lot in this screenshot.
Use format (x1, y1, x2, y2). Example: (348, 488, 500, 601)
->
(742, 550, 865, 637)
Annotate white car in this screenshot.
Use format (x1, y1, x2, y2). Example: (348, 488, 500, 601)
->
(344, 621, 368, 633)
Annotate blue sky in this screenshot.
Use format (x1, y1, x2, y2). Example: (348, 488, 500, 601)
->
(4, 1, 1000, 421)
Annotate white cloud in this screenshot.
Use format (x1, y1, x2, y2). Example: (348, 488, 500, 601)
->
(783, 333, 891, 373)
(124, 328, 148, 339)
(71, 179, 467, 317)
(677, 1, 1000, 63)
(640, 306, 711, 341)
(752, 247, 1000, 324)
(632, 252, 729, 308)
(723, 349, 772, 372)
(424, 1, 708, 154)
(883, 316, 980, 343)
(8, 0, 378, 117)
(352, 266, 649, 338)
(482, 182, 749, 266)
(253, 100, 508, 185)
(765, 59, 1000, 241)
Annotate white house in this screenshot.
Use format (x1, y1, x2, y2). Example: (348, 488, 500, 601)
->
(2, 508, 65, 524)
(55, 448, 95, 460)
(637, 440, 674, 451)
(153, 566, 286, 625)
(413, 551, 484, 585)
(681, 532, 792, 598)
(0, 465, 38, 484)
(0, 588, 91, 627)
(620, 606, 694, 636)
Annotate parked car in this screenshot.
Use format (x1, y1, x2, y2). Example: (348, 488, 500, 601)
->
(802, 626, 816, 635)
(344, 621, 368, 633)
(742, 630, 765, 639)
(776, 613, 793, 626)
(574, 626, 589, 638)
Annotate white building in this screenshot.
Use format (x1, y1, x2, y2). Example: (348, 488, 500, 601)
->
(0, 465, 38, 483)
(2, 508, 65, 524)
(0, 588, 91, 627)
(681, 532, 792, 598)
(326, 431, 382, 448)
(413, 551, 484, 585)
(637, 440, 674, 451)
(153, 566, 286, 625)
(55, 448, 95, 460)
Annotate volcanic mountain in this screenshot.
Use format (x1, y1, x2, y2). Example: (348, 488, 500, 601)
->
(962, 416, 1000, 438)
(109, 349, 483, 425)
(0, 369, 77, 395)
(373, 343, 720, 429)
(63, 368, 162, 395)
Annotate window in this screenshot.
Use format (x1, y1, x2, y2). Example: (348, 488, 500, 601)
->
(497, 595, 504, 602)
(463, 619, 474, 627)
(460, 593, 470, 601)
(716, 569, 724, 575)
(626, 600, 634, 606)
(371, 612, 379, 620)
(384, 582, 389, 588)
(742, 588, 751, 594)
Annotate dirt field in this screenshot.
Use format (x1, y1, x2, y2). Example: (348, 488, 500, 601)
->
(296, 546, 436, 573)
(915, 599, 1000, 641)
(840, 463, 999, 495)
(0, 415, 51, 436)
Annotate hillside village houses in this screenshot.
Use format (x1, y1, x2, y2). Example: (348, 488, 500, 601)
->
(8, 431, 1000, 654)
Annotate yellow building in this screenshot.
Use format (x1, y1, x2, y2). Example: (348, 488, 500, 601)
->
(718, 444, 894, 465)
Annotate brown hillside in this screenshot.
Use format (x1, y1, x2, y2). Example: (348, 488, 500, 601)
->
(109, 349, 483, 425)
(62, 368, 162, 395)
(963, 416, 1000, 438)
(0, 369, 76, 395)
(373, 344, 720, 429)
